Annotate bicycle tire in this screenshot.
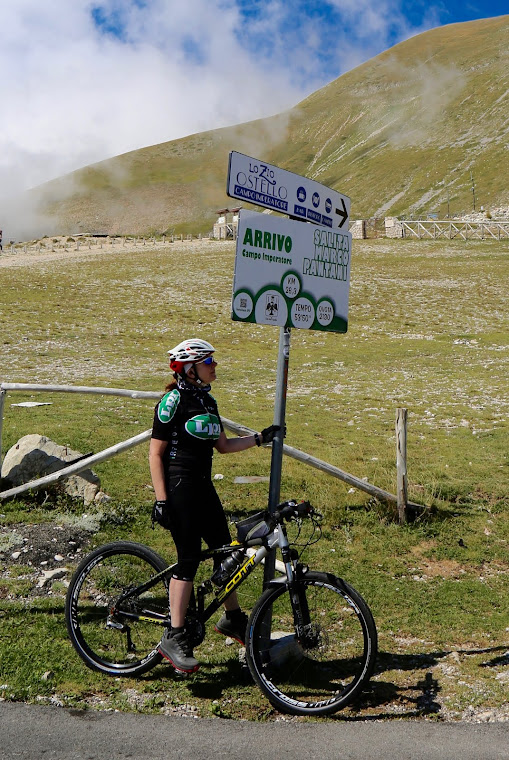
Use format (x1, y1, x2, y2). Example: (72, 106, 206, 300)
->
(246, 571, 377, 716)
(65, 541, 169, 677)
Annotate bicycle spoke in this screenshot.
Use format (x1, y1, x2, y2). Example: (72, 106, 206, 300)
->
(66, 543, 169, 676)
(247, 573, 377, 715)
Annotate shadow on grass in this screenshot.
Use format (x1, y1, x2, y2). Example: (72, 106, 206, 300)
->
(353, 645, 509, 721)
(155, 656, 252, 701)
(375, 645, 509, 674)
(480, 650, 509, 667)
(0, 602, 66, 616)
(140, 643, 509, 721)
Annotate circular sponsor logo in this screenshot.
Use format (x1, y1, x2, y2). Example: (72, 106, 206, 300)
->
(291, 297, 315, 329)
(316, 298, 334, 326)
(233, 291, 253, 319)
(312, 192, 320, 208)
(255, 289, 288, 326)
(325, 197, 332, 214)
(297, 186, 306, 203)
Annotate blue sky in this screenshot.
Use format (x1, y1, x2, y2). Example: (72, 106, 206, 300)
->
(232, 0, 508, 86)
(0, 0, 507, 198)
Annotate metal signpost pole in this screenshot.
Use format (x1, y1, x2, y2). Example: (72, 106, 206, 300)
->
(262, 212, 301, 586)
(263, 326, 291, 588)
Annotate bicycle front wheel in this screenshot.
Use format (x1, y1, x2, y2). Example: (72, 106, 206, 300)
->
(65, 541, 170, 677)
(246, 571, 377, 716)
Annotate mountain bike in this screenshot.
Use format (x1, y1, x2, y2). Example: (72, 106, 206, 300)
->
(65, 499, 377, 716)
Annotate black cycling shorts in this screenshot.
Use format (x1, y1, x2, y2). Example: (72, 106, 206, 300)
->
(161, 474, 231, 581)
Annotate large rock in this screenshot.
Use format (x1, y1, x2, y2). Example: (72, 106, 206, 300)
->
(1, 434, 101, 505)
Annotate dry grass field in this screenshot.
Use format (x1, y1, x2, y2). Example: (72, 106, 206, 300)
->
(0, 235, 508, 721)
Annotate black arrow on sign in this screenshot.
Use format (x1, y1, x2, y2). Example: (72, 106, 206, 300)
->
(335, 198, 348, 228)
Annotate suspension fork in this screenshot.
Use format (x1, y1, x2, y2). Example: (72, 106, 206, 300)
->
(278, 524, 311, 637)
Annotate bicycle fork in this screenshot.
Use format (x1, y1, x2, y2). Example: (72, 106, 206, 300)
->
(278, 526, 312, 642)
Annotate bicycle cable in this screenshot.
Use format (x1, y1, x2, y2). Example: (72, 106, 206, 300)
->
(287, 514, 323, 563)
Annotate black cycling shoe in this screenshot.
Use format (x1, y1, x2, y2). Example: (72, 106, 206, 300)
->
(214, 611, 249, 645)
(158, 629, 200, 673)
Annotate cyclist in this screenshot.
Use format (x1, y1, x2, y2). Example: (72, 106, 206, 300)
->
(149, 338, 279, 673)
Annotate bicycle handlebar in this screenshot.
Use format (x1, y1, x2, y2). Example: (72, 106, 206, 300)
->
(272, 500, 322, 524)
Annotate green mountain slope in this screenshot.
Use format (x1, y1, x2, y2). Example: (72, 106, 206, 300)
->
(37, 15, 508, 234)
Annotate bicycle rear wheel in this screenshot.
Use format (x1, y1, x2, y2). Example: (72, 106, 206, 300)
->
(246, 571, 377, 716)
(65, 541, 170, 677)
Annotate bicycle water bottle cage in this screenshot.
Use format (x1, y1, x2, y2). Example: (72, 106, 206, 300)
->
(235, 511, 271, 544)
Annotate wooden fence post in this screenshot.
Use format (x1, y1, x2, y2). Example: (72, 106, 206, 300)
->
(396, 408, 408, 524)
(0, 388, 5, 471)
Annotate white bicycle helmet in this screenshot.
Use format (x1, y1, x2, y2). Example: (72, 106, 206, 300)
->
(167, 338, 215, 375)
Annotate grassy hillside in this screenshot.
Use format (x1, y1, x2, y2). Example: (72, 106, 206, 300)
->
(35, 15, 509, 235)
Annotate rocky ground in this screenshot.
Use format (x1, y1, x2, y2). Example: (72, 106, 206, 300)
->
(0, 518, 94, 599)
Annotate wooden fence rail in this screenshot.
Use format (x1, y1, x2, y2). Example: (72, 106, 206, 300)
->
(400, 220, 509, 240)
(0, 382, 421, 513)
(0, 233, 209, 256)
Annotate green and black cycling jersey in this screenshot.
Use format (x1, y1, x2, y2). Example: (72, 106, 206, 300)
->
(151, 378, 224, 478)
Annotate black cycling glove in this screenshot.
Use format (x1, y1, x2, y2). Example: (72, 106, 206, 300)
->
(152, 499, 168, 529)
(259, 425, 281, 445)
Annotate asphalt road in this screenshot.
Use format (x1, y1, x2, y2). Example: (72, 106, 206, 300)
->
(0, 703, 508, 760)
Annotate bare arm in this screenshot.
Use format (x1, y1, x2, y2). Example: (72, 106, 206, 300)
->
(149, 438, 169, 500)
(214, 430, 258, 454)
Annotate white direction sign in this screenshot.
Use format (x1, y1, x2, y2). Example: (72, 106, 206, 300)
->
(227, 151, 350, 229)
(232, 210, 351, 333)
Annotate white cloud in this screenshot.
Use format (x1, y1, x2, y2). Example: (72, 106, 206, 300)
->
(0, 0, 305, 200)
(0, 0, 444, 231)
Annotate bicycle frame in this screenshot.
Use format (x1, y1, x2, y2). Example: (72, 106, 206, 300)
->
(111, 521, 296, 629)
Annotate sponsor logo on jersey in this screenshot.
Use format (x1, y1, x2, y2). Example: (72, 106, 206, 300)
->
(185, 414, 221, 440)
(157, 390, 180, 423)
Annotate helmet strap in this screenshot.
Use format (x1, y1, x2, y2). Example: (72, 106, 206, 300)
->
(187, 364, 208, 386)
